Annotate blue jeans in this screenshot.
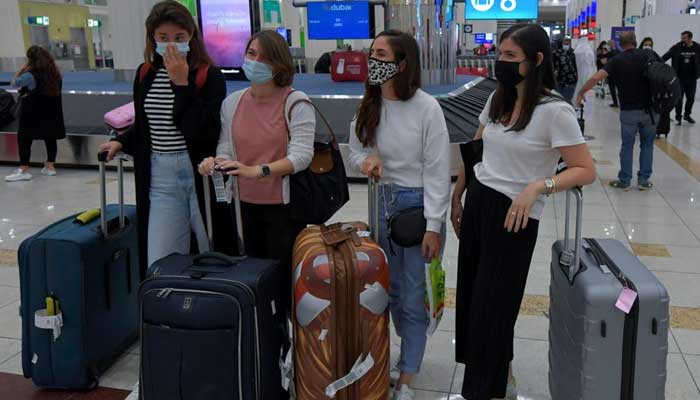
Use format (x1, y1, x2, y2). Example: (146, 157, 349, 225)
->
(378, 184, 446, 374)
(148, 151, 209, 267)
(618, 110, 657, 185)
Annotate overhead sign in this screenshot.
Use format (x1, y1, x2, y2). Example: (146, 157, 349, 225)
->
(464, 24, 473, 33)
(465, 0, 538, 20)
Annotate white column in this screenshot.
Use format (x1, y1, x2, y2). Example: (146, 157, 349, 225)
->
(0, 0, 27, 72)
(107, 0, 160, 80)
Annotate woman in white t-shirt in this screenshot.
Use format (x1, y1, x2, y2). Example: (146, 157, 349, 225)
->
(451, 24, 596, 400)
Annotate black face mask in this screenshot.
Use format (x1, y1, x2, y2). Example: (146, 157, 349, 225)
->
(495, 60, 526, 88)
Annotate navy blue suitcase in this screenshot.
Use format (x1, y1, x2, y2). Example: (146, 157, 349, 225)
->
(138, 174, 287, 400)
(18, 155, 139, 389)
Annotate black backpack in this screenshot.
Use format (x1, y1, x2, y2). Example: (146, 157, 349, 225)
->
(642, 49, 682, 115)
(0, 89, 16, 128)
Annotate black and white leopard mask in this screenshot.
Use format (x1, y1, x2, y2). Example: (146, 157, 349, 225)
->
(368, 57, 400, 86)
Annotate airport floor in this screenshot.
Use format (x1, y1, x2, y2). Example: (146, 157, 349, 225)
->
(0, 96, 699, 399)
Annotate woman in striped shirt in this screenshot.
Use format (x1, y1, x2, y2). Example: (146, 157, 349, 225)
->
(99, 1, 228, 275)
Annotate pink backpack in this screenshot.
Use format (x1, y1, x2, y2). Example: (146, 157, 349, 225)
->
(103, 63, 209, 134)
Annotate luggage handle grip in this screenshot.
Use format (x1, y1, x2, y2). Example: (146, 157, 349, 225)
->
(562, 188, 584, 283)
(97, 151, 126, 238)
(191, 252, 239, 267)
(367, 171, 380, 242)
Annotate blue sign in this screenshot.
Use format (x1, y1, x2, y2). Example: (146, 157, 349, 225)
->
(474, 32, 494, 44)
(465, 0, 538, 20)
(307, 1, 371, 40)
(591, 1, 597, 16)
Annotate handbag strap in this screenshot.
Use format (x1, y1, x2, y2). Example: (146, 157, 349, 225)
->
(285, 91, 340, 150)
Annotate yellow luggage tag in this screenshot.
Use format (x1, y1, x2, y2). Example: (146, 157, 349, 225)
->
(75, 208, 101, 225)
(45, 296, 55, 316)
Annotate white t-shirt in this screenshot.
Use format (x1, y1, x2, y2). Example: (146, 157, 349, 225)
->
(474, 94, 586, 220)
(349, 89, 451, 233)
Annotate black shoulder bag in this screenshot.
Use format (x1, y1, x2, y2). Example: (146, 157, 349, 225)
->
(286, 97, 350, 225)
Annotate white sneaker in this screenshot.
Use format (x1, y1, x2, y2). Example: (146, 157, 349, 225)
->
(4, 168, 32, 182)
(124, 381, 139, 400)
(390, 363, 400, 387)
(505, 377, 518, 400)
(41, 167, 57, 176)
(392, 385, 414, 400)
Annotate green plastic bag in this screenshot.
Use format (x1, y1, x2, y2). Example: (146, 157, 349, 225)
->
(425, 258, 446, 336)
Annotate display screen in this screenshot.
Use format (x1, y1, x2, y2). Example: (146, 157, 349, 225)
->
(465, 0, 538, 20)
(307, 1, 372, 40)
(198, 0, 253, 68)
(474, 33, 494, 44)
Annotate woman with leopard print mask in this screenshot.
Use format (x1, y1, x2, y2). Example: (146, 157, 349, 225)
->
(349, 30, 451, 400)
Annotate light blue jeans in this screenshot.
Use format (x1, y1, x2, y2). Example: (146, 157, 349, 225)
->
(619, 110, 657, 185)
(148, 151, 209, 267)
(378, 184, 446, 374)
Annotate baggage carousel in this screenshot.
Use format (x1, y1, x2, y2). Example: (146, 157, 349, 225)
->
(0, 71, 496, 177)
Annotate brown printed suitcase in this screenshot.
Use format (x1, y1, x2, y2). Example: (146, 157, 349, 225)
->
(291, 178, 390, 400)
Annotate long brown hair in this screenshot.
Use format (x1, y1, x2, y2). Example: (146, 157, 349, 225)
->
(245, 31, 294, 87)
(18, 46, 61, 97)
(489, 24, 560, 132)
(143, 0, 213, 69)
(355, 30, 421, 147)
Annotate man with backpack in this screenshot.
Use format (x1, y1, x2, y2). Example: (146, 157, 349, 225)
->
(577, 32, 667, 191)
(662, 31, 700, 126)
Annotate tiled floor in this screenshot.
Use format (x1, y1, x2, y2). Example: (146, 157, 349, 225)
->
(1, 96, 700, 399)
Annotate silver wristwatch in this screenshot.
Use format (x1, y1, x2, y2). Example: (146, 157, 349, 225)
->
(544, 178, 556, 196)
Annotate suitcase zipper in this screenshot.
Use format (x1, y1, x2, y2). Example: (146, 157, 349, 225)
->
(144, 274, 261, 400)
(585, 239, 639, 400)
(140, 288, 243, 400)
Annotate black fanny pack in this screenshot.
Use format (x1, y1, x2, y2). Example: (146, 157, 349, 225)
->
(388, 206, 426, 250)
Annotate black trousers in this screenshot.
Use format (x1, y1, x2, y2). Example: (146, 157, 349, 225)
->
(455, 179, 539, 400)
(675, 79, 697, 119)
(608, 76, 619, 105)
(18, 134, 57, 166)
(240, 201, 306, 314)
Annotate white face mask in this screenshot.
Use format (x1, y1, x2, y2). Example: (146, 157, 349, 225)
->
(643, 45, 653, 50)
(563, 45, 571, 51)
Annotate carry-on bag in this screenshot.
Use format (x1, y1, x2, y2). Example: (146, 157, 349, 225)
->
(549, 189, 670, 400)
(290, 177, 390, 400)
(331, 51, 369, 82)
(19, 153, 139, 389)
(138, 172, 287, 400)
(104, 102, 135, 133)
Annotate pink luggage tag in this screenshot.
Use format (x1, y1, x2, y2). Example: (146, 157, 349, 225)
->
(615, 287, 638, 314)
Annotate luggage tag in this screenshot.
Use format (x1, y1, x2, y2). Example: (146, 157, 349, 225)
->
(615, 287, 638, 314)
(211, 170, 228, 203)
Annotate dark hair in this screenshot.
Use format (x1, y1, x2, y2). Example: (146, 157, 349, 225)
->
(682, 31, 693, 39)
(18, 46, 61, 96)
(598, 42, 607, 50)
(639, 37, 654, 48)
(619, 32, 637, 48)
(488, 24, 560, 132)
(245, 30, 295, 87)
(144, 0, 213, 69)
(355, 30, 420, 147)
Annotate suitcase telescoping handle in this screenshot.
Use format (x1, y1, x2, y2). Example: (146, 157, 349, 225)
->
(202, 172, 246, 257)
(97, 151, 126, 238)
(367, 173, 380, 242)
(561, 187, 584, 282)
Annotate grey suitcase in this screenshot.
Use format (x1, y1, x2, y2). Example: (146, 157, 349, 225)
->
(549, 189, 670, 400)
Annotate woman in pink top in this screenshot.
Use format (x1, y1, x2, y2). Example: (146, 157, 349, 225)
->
(199, 30, 315, 313)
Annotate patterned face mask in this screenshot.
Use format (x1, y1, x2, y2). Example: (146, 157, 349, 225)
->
(368, 57, 400, 86)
